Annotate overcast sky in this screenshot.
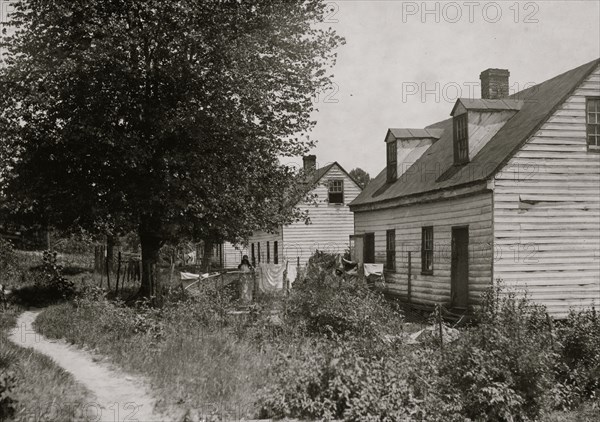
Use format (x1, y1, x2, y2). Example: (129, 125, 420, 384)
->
(305, 0, 600, 176)
(2, 1, 599, 177)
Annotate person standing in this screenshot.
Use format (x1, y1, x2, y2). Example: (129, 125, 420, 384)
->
(238, 255, 254, 303)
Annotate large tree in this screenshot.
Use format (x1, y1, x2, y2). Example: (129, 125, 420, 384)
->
(0, 0, 343, 298)
(349, 168, 371, 189)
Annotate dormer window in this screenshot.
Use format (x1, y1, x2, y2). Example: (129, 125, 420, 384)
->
(453, 113, 469, 164)
(387, 140, 397, 182)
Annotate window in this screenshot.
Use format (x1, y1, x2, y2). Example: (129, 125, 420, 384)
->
(421, 226, 434, 274)
(385, 229, 396, 271)
(387, 140, 397, 182)
(267, 241, 270, 263)
(251, 243, 255, 266)
(257, 243, 261, 263)
(453, 113, 469, 164)
(363, 233, 375, 263)
(586, 97, 600, 150)
(328, 179, 344, 204)
(274, 241, 279, 264)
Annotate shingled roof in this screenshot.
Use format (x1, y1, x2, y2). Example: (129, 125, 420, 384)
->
(350, 58, 600, 209)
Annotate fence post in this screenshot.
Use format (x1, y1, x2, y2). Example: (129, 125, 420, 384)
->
(408, 251, 412, 303)
(437, 304, 444, 353)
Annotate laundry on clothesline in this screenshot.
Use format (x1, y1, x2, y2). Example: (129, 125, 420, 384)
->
(179, 271, 220, 281)
(257, 262, 286, 293)
(286, 263, 298, 285)
(363, 263, 384, 277)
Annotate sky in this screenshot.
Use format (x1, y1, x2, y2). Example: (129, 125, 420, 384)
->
(2, 1, 599, 177)
(304, 0, 600, 177)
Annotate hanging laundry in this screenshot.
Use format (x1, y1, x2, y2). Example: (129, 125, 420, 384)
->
(363, 263, 384, 277)
(180, 271, 200, 281)
(257, 262, 286, 293)
(286, 263, 298, 286)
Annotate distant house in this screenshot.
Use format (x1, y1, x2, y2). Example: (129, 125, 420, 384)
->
(349, 59, 600, 317)
(249, 155, 362, 269)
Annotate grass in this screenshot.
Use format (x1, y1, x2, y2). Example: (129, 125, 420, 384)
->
(34, 293, 275, 419)
(0, 304, 93, 422)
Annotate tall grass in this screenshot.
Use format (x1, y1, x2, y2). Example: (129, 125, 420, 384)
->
(34, 287, 274, 419)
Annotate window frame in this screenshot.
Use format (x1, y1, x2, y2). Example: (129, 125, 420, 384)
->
(257, 242, 261, 264)
(387, 140, 398, 183)
(273, 241, 279, 264)
(453, 113, 469, 164)
(586, 97, 600, 151)
(267, 241, 270, 263)
(328, 179, 344, 205)
(421, 226, 434, 275)
(385, 229, 396, 272)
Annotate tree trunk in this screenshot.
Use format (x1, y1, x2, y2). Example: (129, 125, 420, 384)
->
(138, 226, 163, 304)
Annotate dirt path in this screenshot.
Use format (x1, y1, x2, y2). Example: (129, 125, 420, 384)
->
(8, 310, 170, 422)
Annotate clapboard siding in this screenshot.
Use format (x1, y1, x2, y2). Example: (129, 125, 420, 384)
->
(493, 66, 600, 317)
(354, 192, 494, 306)
(248, 230, 283, 265)
(221, 242, 248, 269)
(283, 164, 361, 267)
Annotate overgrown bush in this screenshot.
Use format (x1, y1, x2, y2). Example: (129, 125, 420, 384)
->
(287, 251, 404, 341)
(435, 286, 557, 421)
(259, 340, 434, 421)
(0, 238, 20, 287)
(0, 343, 18, 421)
(553, 308, 600, 408)
(11, 250, 76, 306)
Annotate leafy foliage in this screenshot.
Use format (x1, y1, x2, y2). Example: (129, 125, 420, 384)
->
(349, 167, 371, 189)
(0, 0, 344, 296)
(0, 354, 17, 421)
(0, 238, 19, 286)
(287, 251, 404, 340)
(435, 286, 557, 421)
(259, 341, 433, 421)
(553, 308, 600, 408)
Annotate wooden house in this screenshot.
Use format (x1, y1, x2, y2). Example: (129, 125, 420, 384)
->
(349, 59, 600, 317)
(248, 156, 362, 269)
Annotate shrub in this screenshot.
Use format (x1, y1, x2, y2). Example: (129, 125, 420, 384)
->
(0, 238, 20, 287)
(435, 285, 556, 421)
(553, 308, 600, 408)
(259, 340, 432, 421)
(287, 251, 403, 341)
(0, 350, 18, 421)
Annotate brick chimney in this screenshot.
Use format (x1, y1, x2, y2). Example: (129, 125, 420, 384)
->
(480, 68, 510, 99)
(303, 155, 316, 173)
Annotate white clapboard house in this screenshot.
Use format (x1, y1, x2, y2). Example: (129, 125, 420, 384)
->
(349, 59, 600, 317)
(248, 155, 362, 269)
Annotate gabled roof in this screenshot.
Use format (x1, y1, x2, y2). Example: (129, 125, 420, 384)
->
(388, 128, 444, 140)
(450, 98, 524, 115)
(351, 58, 600, 209)
(297, 161, 362, 204)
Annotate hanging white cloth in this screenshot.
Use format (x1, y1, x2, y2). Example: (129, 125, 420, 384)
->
(258, 262, 286, 293)
(286, 262, 298, 285)
(363, 263, 384, 277)
(180, 271, 200, 281)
